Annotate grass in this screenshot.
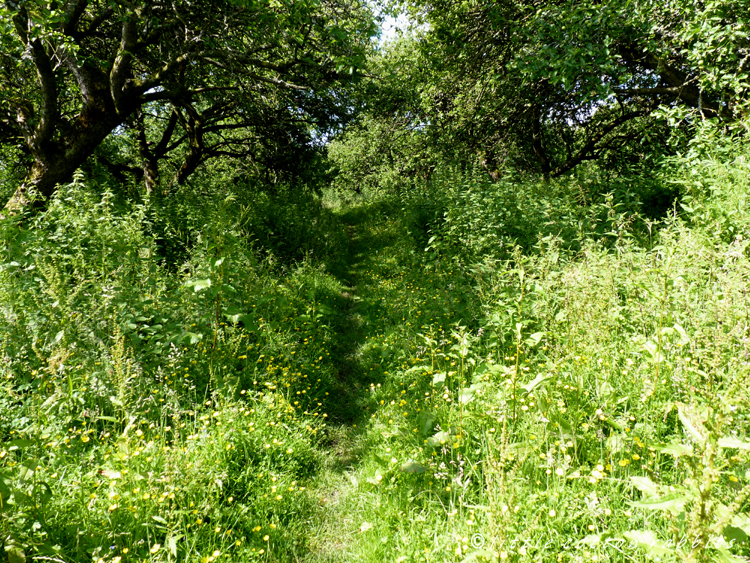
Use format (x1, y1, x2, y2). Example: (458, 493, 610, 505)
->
(3, 133, 750, 563)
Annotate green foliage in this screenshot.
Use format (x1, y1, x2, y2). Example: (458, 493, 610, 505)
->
(398, 163, 680, 268)
(0, 170, 359, 561)
(301, 125, 750, 563)
(422, 168, 593, 263)
(240, 186, 349, 266)
(326, 36, 446, 198)
(374, 0, 750, 183)
(0, 398, 323, 562)
(3, 24, 750, 561)
(1, 0, 377, 210)
(668, 125, 750, 242)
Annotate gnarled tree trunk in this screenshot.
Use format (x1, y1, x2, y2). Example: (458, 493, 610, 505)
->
(3, 91, 128, 214)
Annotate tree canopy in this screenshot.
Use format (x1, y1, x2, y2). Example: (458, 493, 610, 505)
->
(0, 0, 375, 211)
(336, 0, 750, 184)
(2, 0, 749, 212)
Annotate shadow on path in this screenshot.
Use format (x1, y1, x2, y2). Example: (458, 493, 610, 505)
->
(309, 200, 402, 467)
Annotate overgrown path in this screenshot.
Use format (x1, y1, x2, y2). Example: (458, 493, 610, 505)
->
(304, 201, 479, 562)
(303, 202, 400, 561)
(5, 145, 750, 563)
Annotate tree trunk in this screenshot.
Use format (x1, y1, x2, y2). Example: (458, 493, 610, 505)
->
(4, 129, 119, 214)
(478, 152, 501, 182)
(175, 144, 203, 186)
(174, 110, 204, 186)
(135, 110, 160, 194)
(2, 83, 127, 215)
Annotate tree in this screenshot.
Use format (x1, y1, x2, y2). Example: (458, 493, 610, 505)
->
(398, 0, 750, 178)
(0, 0, 375, 212)
(327, 36, 444, 195)
(96, 85, 337, 193)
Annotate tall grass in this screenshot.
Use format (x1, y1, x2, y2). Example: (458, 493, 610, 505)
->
(311, 129, 750, 563)
(0, 175, 353, 562)
(2, 126, 750, 563)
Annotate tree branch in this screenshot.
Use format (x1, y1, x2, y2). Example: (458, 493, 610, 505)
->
(96, 153, 143, 183)
(63, 0, 89, 36)
(551, 105, 655, 178)
(612, 86, 683, 96)
(110, 13, 138, 115)
(29, 37, 58, 147)
(617, 43, 732, 119)
(153, 109, 179, 157)
(77, 7, 114, 39)
(134, 51, 196, 95)
(11, 6, 58, 151)
(245, 72, 309, 91)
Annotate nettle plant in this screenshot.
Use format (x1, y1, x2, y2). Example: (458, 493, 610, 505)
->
(621, 247, 750, 563)
(625, 394, 750, 563)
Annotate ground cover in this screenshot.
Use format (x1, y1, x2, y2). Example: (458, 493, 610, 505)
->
(3, 137, 750, 563)
(306, 149, 750, 563)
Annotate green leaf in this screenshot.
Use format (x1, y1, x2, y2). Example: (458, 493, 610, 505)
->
(181, 332, 203, 344)
(401, 461, 427, 474)
(167, 536, 179, 557)
(460, 383, 483, 404)
(677, 402, 708, 444)
(654, 441, 693, 457)
(97, 416, 119, 423)
(185, 278, 212, 292)
(715, 546, 746, 563)
(602, 416, 624, 431)
(578, 534, 601, 545)
(548, 414, 575, 437)
(7, 439, 33, 450)
(0, 474, 12, 500)
(6, 546, 26, 563)
(17, 462, 36, 482)
(427, 431, 451, 448)
(101, 469, 122, 480)
(521, 373, 553, 394)
(432, 372, 447, 387)
(237, 314, 258, 331)
(723, 525, 749, 545)
(730, 514, 750, 536)
(416, 411, 437, 436)
(623, 530, 674, 556)
(525, 331, 544, 348)
(672, 323, 690, 345)
(372, 453, 389, 468)
(641, 340, 663, 363)
(629, 492, 688, 512)
(630, 476, 659, 496)
(718, 436, 750, 450)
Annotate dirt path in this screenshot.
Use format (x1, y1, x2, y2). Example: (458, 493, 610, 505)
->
(302, 209, 374, 562)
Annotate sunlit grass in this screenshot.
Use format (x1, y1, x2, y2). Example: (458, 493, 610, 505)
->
(3, 136, 750, 562)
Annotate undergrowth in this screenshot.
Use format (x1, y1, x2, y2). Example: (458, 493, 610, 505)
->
(2, 128, 750, 563)
(0, 176, 352, 562)
(311, 130, 750, 563)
